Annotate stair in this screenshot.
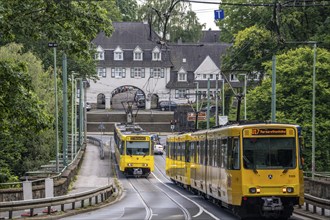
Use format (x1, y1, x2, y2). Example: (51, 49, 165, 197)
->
(87, 110, 175, 133)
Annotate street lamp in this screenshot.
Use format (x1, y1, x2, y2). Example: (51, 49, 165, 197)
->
(194, 82, 199, 129)
(311, 42, 317, 180)
(239, 74, 247, 120)
(48, 42, 59, 172)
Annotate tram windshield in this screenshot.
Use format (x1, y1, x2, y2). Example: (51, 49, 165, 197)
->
(243, 137, 296, 170)
(126, 141, 150, 155)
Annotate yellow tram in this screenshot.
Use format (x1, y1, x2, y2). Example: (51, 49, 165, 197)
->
(166, 123, 304, 219)
(114, 123, 154, 177)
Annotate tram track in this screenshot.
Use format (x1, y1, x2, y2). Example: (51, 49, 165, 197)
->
(153, 155, 220, 220)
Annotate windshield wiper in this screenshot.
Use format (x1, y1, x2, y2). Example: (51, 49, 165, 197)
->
(244, 156, 258, 174)
(282, 167, 289, 173)
(253, 165, 258, 174)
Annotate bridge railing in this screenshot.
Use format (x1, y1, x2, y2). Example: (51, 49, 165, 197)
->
(87, 136, 104, 159)
(0, 184, 116, 219)
(298, 193, 330, 217)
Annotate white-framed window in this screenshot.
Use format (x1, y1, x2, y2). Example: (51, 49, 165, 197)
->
(178, 73, 187, 81)
(175, 89, 188, 99)
(97, 67, 106, 78)
(133, 46, 143, 61)
(114, 46, 123, 61)
(152, 46, 161, 61)
(178, 67, 187, 82)
(150, 67, 164, 78)
(111, 67, 126, 78)
(230, 74, 238, 81)
(95, 46, 104, 60)
(130, 67, 145, 78)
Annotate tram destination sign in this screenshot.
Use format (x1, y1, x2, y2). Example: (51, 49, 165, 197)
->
(252, 128, 287, 135)
(129, 136, 147, 141)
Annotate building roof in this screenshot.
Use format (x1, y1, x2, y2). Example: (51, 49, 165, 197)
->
(92, 22, 172, 67)
(92, 22, 161, 50)
(168, 42, 230, 72)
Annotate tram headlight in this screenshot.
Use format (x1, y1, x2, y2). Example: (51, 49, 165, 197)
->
(143, 163, 148, 167)
(249, 187, 260, 194)
(283, 187, 294, 193)
(128, 163, 133, 167)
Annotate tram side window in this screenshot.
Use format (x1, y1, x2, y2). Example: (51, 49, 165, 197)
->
(179, 142, 182, 161)
(221, 138, 227, 168)
(197, 141, 201, 164)
(190, 142, 195, 163)
(185, 141, 189, 162)
(213, 139, 218, 167)
(200, 141, 205, 165)
(174, 142, 177, 160)
(227, 137, 240, 170)
(166, 141, 169, 157)
(208, 140, 214, 166)
(216, 138, 221, 167)
(170, 142, 174, 159)
(119, 141, 124, 155)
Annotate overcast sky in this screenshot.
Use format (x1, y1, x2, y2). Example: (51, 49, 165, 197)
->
(190, 1, 220, 30)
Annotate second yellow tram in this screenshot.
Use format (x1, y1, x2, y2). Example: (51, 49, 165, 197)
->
(114, 123, 154, 177)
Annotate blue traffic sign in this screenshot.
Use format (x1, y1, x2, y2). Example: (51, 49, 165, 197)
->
(214, 9, 224, 20)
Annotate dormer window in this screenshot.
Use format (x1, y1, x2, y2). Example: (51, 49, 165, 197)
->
(133, 46, 143, 61)
(178, 67, 187, 82)
(152, 47, 161, 61)
(114, 46, 123, 61)
(95, 46, 104, 60)
(230, 74, 238, 81)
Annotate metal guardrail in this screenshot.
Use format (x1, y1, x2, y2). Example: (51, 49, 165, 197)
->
(304, 172, 330, 180)
(0, 184, 115, 219)
(303, 193, 330, 217)
(87, 136, 104, 159)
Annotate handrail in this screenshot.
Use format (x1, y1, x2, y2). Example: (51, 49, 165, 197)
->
(87, 136, 104, 159)
(302, 193, 330, 216)
(0, 184, 116, 218)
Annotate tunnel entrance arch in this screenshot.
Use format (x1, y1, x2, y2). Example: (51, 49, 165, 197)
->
(97, 93, 105, 109)
(110, 85, 158, 110)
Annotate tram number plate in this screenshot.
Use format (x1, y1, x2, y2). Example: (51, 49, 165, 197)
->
(133, 168, 143, 175)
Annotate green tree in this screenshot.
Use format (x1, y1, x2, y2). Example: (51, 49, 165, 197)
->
(137, 0, 203, 42)
(0, 0, 115, 80)
(116, 0, 138, 21)
(247, 47, 330, 172)
(0, 43, 53, 181)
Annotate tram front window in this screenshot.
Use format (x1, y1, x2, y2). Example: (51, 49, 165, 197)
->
(126, 141, 150, 155)
(243, 138, 296, 170)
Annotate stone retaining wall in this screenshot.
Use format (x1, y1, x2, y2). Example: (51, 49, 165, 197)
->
(304, 177, 330, 199)
(0, 148, 85, 202)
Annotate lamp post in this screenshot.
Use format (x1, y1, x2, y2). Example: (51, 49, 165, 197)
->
(221, 79, 225, 116)
(239, 74, 247, 120)
(215, 75, 219, 126)
(194, 82, 199, 129)
(48, 42, 59, 172)
(312, 42, 317, 180)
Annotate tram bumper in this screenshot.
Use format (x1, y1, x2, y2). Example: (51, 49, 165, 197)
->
(261, 197, 283, 211)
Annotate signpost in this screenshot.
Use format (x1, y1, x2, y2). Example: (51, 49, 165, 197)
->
(48, 42, 59, 172)
(187, 112, 206, 121)
(214, 9, 224, 20)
